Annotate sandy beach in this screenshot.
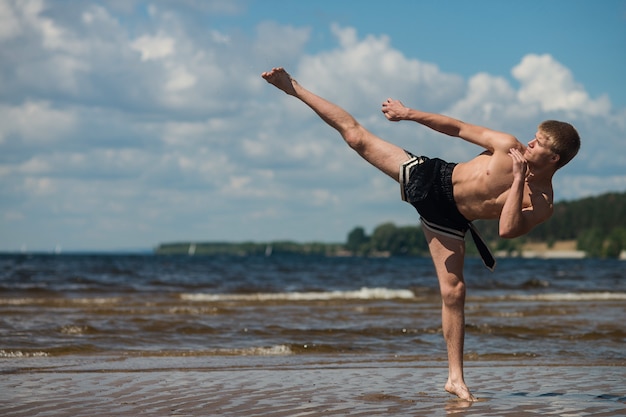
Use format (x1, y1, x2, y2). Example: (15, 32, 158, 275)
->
(2, 356, 624, 416)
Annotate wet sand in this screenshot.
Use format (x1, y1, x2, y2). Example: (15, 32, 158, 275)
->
(2, 357, 624, 416)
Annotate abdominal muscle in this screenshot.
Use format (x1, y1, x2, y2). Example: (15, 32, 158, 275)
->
(451, 153, 515, 221)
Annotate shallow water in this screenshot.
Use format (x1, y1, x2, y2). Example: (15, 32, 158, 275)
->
(2, 358, 625, 417)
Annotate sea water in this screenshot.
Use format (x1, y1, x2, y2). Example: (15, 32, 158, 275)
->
(0, 254, 624, 365)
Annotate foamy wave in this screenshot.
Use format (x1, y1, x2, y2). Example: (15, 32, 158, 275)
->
(222, 345, 293, 356)
(0, 298, 43, 305)
(506, 292, 626, 302)
(60, 325, 88, 335)
(180, 287, 415, 302)
(0, 350, 49, 358)
(0, 297, 120, 306)
(70, 297, 121, 305)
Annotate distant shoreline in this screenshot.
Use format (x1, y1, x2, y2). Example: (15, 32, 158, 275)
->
(3, 239, 624, 260)
(152, 239, 626, 260)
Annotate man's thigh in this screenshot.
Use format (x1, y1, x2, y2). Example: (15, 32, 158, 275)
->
(423, 227, 466, 280)
(355, 130, 410, 182)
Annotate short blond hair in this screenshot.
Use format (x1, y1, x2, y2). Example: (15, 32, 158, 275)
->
(539, 120, 580, 169)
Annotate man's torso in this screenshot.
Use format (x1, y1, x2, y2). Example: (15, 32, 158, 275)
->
(451, 150, 553, 221)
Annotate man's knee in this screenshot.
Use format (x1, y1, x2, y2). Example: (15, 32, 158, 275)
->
(440, 278, 466, 308)
(342, 124, 368, 151)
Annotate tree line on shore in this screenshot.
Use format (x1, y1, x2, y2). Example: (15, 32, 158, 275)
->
(480, 191, 626, 258)
(155, 191, 626, 258)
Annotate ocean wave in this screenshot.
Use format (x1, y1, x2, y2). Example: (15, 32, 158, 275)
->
(219, 345, 293, 356)
(0, 297, 122, 306)
(180, 287, 416, 302)
(502, 292, 626, 302)
(119, 345, 295, 357)
(180, 289, 626, 303)
(0, 350, 49, 358)
(59, 325, 90, 335)
(0, 346, 293, 359)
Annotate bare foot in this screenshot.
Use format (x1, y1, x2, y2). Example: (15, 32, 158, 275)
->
(445, 379, 477, 402)
(261, 67, 298, 96)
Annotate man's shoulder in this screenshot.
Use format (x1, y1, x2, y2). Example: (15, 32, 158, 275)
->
(496, 137, 523, 153)
(483, 130, 521, 150)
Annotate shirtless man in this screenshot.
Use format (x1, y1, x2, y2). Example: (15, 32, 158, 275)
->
(261, 67, 580, 401)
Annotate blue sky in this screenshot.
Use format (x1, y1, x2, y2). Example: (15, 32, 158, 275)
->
(1, 0, 625, 252)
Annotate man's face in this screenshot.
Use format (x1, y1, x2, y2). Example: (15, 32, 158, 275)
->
(525, 131, 557, 165)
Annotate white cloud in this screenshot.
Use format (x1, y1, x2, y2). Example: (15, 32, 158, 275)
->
(12, 0, 85, 53)
(0, 101, 76, 145)
(310, 188, 340, 206)
(513, 54, 611, 116)
(131, 32, 175, 61)
(0, 0, 22, 41)
(164, 64, 196, 92)
(448, 72, 520, 124)
(23, 176, 56, 196)
(161, 120, 212, 146)
(298, 24, 464, 113)
(210, 30, 230, 45)
(18, 155, 52, 174)
(253, 21, 311, 64)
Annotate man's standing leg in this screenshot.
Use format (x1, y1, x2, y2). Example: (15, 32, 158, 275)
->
(262, 67, 408, 180)
(423, 228, 476, 402)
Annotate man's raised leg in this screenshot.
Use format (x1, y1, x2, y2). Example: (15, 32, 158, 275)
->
(423, 228, 477, 402)
(262, 67, 408, 181)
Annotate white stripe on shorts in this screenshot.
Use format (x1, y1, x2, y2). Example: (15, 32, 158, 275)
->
(420, 216, 466, 241)
(399, 155, 424, 202)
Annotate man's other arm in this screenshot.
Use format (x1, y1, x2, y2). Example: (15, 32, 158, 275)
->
(499, 149, 553, 238)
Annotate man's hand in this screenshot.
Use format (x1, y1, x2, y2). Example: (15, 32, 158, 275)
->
(381, 98, 409, 122)
(508, 148, 528, 181)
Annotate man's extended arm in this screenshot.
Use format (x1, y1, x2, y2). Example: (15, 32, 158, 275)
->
(381, 98, 518, 152)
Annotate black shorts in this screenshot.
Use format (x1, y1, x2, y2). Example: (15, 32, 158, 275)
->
(400, 152, 496, 270)
(399, 153, 470, 240)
